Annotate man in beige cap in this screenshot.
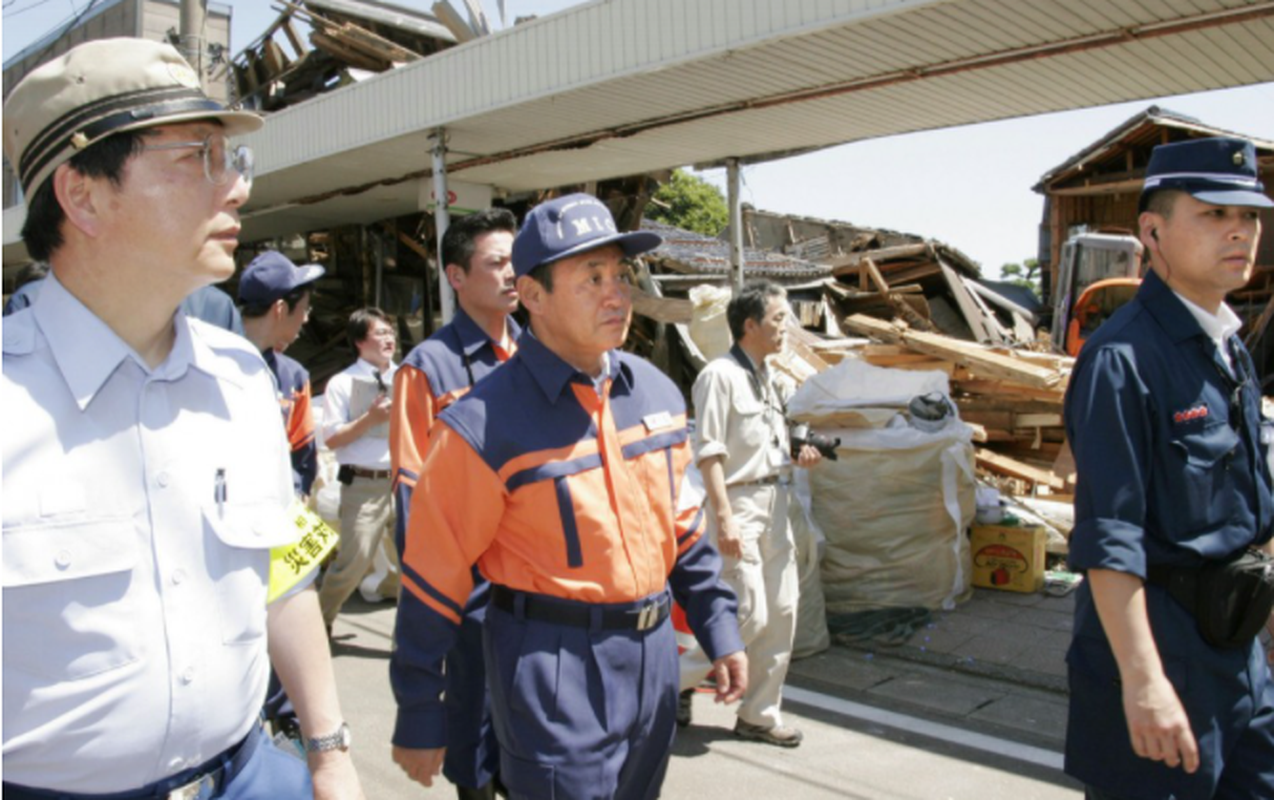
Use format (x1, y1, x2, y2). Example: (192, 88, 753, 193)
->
(2, 38, 362, 799)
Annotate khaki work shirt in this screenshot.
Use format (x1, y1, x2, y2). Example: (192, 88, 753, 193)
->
(692, 345, 793, 486)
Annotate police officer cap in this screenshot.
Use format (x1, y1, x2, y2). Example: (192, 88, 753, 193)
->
(1139, 137, 1273, 212)
(239, 251, 325, 307)
(2, 38, 263, 201)
(512, 193, 662, 278)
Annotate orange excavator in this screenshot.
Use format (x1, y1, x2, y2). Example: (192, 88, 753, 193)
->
(1050, 232, 1145, 357)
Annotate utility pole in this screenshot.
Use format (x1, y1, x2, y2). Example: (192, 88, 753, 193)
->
(180, 0, 208, 87)
(727, 158, 744, 295)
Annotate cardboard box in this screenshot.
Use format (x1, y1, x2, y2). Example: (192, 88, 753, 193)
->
(970, 524, 1046, 593)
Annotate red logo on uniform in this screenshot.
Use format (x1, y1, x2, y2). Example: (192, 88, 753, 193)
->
(1172, 405, 1209, 424)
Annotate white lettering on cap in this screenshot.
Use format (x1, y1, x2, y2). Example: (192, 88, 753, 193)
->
(571, 218, 593, 236)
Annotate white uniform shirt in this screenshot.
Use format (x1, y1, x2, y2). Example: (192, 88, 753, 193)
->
(2, 275, 296, 793)
(692, 347, 792, 486)
(321, 357, 397, 469)
(1175, 291, 1244, 378)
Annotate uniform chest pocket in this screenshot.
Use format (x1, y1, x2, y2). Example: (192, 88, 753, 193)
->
(2, 518, 142, 681)
(1166, 423, 1240, 534)
(203, 501, 296, 645)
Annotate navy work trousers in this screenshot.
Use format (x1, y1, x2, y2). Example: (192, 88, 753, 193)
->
(484, 593, 680, 800)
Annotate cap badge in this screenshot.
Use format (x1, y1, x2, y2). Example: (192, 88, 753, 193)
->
(70, 131, 89, 150)
(167, 62, 200, 89)
(1234, 150, 1245, 166)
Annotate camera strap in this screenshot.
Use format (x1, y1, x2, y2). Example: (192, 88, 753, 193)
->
(728, 344, 785, 416)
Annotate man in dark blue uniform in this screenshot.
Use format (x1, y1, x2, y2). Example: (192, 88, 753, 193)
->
(1064, 136, 1274, 799)
(389, 208, 521, 799)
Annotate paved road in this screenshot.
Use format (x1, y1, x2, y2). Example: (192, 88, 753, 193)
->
(329, 598, 1082, 799)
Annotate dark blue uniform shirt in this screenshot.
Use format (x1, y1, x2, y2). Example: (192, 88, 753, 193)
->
(1064, 269, 1274, 798)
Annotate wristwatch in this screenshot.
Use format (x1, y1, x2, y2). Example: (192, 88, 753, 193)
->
(306, 722, 352, 754)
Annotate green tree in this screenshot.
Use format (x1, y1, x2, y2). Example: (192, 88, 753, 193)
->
(647, 169, 728, 236)
(1000, 258, 1042, 298)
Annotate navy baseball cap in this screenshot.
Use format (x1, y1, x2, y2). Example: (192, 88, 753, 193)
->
(1140, 137, 1273, 212)
(238, 251, 325, 306)
(512, 193, 662, 278)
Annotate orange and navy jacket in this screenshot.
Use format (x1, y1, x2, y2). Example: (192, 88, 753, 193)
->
(389, 308, 520, 557)
(264, 348, 317, 496)
(389, 333, 743, 749)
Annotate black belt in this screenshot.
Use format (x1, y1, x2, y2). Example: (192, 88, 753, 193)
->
(4, 724, 262, 800)
(350, 467, 391, 480)
(491, 585, 670, 632)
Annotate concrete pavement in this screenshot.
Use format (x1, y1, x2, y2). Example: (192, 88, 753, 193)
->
(328, 592, 1080, 798)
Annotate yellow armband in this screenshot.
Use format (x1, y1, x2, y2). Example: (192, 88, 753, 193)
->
(268, 501, 339, 603)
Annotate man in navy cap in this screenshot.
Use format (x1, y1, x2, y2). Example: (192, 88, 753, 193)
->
(239, 251, 326, 497)
(1064, 136, 1274, 799)
(391, 193, 747, 799)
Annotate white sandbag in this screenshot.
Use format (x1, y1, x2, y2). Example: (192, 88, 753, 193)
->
(791, 469, 830, 659)
(687, 285, 733, 362)
(792, 359, 975, 612)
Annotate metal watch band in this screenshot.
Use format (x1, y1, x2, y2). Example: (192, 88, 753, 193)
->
(305, 722, 351, 753)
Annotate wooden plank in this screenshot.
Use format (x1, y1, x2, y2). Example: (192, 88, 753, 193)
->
(976, 448, 1066, 490)
(632, 290, 693, 325)
(335, 21, 422, 63)
(310, 31, 390, 71)
(952, 379, 1065, 404)
(282, 17, 308, 55)
(828, 243, 930, 273)
(862, 257, 938, 332)
(1016, 413, 1064, 428)
(843, 314, 1062, 389)
(939, 259, 996, 343)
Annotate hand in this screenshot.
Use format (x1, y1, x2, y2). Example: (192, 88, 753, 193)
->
(1121, 672, 1199, 774)
(393, 746, 446, 788)
(366, 395, 392, 425)
(711, 651, 748, 704)
(796, 444, 822, 469)
(308, 751, 365, 800)
(716, 515, 742, 560)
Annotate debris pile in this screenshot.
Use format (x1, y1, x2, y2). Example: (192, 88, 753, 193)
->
(226, 0, 457, 112)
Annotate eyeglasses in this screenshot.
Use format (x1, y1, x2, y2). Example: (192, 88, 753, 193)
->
(141, 132, 254, 186)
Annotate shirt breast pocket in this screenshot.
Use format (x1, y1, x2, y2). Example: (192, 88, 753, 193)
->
(2, 517, 142, 681)
(731, 390, 772, 451)
(203, 501, 296, 645)
(1167, 423, 1240, 534)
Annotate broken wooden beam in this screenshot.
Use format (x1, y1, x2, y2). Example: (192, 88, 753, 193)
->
(976, 448, 1066, 491)
(842, 314, 1062, 390)
(828, 243, 931, 275)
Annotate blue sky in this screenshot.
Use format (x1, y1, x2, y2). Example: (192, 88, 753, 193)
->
(5, 0, 1272, 276)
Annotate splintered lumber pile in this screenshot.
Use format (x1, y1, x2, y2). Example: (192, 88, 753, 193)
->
(839, 314, 1074, 495)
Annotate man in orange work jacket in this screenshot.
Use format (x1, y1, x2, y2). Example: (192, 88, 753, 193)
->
(389, 207, 521, 800)
(391, 193, 748, 800)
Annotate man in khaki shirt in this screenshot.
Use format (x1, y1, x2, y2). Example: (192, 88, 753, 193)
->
(678, 280, 822, 747)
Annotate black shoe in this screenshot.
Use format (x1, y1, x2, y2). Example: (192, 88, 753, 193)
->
(676, 689, 694, 727)
(456, 781, 496, 800)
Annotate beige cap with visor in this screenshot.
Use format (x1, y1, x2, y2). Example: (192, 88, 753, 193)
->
(3, 37, 263, 200)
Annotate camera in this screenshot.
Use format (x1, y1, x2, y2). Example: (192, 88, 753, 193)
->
(790, 422, 840, 461)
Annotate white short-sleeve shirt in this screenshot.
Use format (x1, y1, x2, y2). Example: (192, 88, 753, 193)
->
(2, 275, 296, 793)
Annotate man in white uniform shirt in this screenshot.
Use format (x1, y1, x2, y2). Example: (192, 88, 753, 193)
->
(319, 307, 402, 628)
(1, 38, 362, 798)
